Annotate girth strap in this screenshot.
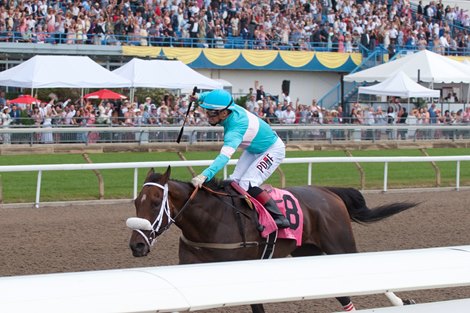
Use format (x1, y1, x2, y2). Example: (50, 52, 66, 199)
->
(180, 235, 259, 249)
(261, 231, 278, 259)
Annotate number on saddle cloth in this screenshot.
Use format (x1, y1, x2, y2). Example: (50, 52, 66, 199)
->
(262, 184, 301, 230)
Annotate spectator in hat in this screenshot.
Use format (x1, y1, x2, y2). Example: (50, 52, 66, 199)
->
(144, 96, 154, 110)
(245, 94, 257, 113)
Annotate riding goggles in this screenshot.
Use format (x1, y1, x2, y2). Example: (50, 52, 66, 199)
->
(206, 110, 221, 117)
(205, 99, 233, 117)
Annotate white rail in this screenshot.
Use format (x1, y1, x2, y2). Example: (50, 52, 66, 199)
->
(0, 156, 469, 208)
(1, 245, 469, 313)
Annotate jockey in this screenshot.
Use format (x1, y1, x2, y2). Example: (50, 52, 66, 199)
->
(191, 89, 290, 229)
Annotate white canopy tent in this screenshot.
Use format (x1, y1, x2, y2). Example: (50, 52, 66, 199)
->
(358, 71, 441, 112)
(358, 71, 441, 98)
(214, 78, 233, 90)
(113, 58, 223, 90)
(344, 50, 470, 84)
(0, 55, 131, 89)
(181, 78, 233, 94)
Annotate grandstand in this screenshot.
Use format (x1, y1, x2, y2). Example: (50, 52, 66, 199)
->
(0, 0, 469, 130)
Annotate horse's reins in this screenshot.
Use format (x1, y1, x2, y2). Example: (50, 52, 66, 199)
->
(201, 185, 252, 219)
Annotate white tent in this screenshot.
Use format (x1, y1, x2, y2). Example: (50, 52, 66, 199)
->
(358, 71, 440, 98)
(0, 55, 131, 88)
(113, 58, 223, 90)
(182, 78, 233, 94)
(214, 78, 233, 89)
(344, 50, 470, 83)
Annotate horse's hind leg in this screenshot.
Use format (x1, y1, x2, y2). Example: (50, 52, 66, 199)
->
(250, 304, 265, 313)
(336, 296, 356, 311)
(385, 291, 416, 306)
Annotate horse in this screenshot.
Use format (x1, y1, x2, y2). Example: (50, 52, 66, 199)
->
(127, 166, 418, 312)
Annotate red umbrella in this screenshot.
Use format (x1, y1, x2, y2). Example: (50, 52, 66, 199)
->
(84, 89, 127, 100)
(9, 94, 41, 104)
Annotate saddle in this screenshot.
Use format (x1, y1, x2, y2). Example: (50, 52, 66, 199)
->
(230, 181, 303, 246)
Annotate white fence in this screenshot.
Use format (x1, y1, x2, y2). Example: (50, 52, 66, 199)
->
(0, 155, 469, 208)
(1, 245, 470, 313)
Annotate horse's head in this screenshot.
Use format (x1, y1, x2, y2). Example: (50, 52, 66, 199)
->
(127, 166, 172, 257)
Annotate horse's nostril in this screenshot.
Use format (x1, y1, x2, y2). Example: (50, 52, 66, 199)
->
(130, 242, 149, 257)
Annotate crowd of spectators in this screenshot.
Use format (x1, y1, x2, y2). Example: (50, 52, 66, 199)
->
(244, 86, 470, 140)
(0, 0, 469, 54)
(1, 80, 470, 144)
(1, 0, 470, 143)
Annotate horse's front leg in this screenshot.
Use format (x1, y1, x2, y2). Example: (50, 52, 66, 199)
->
(250, 303, 265, 313)
(336, 296, 356, 311)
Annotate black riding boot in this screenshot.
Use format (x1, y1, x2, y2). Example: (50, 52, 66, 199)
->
(248, 186, 290, 229)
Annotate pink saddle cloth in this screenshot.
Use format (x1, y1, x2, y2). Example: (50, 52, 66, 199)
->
(230, 183, 303, 246)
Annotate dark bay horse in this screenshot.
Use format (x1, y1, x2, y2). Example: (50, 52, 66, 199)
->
(127, 166, 418, 312)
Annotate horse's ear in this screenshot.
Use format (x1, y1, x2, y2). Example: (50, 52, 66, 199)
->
(145, 168, 155, 181)
(162, 166, 171, 184)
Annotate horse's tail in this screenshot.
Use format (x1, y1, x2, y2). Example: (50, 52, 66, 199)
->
(324, 187, 419, 224)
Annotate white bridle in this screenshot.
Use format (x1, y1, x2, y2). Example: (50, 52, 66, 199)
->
(126, 182, 174, 247)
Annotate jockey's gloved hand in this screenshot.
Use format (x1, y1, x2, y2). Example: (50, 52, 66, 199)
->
(191, 174, 207, 188)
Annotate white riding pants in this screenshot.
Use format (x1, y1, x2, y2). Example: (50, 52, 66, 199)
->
(229, 137, 285, 190)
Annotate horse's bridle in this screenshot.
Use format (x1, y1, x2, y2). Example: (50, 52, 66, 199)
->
(126, 182, 198, 248)
(127, 182, 263, 251)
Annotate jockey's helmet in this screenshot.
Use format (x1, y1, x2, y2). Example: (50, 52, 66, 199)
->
(199, 89, 234, 111)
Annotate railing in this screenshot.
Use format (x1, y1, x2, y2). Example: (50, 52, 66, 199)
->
(0, 155, 469, 208)
(0, 31, 359, 52)
(3, 28, 470, 55)
(1, 124, 469, 146)
(1, 245, 470, 312)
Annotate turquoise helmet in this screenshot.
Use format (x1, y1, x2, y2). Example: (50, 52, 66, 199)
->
(199, 89, 234, 110)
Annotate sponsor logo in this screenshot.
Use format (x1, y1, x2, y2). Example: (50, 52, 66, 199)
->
(256, 153, 274, 173)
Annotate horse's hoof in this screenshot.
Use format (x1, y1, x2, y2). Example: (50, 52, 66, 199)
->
(403, 299, 416, 305)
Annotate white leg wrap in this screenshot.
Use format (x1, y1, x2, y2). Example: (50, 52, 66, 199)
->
(385, 291, 404, 306)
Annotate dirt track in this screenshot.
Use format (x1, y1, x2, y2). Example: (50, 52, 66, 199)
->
(1, 190, 470, 312)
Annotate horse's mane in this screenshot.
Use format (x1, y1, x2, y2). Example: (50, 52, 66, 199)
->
(204, 177, 233, 191)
